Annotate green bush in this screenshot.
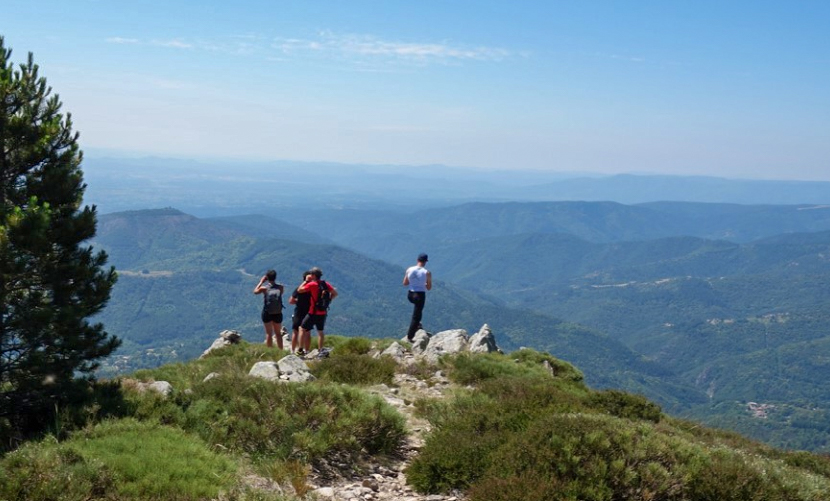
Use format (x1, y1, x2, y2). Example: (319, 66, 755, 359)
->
(325, 336, 374, 355)
(587, 389, 663, 423)
(511, 348, 585, 383)
(311, 352, 397, 385)
(410, 350, 830, 500)
(445, 352, 555, 386)
(123, 344, 407, 471)
(0, 419, 242, 501)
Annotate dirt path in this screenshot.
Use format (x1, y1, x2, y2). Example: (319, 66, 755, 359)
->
(307, 370, 464, 501)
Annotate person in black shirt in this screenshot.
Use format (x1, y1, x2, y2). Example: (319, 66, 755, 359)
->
(289, 270, 312, 355)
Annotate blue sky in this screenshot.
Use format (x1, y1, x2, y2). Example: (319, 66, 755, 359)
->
(4, 1, 830, 180)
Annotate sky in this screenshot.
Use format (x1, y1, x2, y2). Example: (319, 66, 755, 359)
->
(3, 1, 830, 181)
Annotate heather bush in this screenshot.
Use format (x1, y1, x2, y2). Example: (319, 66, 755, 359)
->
(125, 349, 406, 466)
(0, 419, 271, 501)
(311, 352, 397, 385)
(587, 388, 662, 423)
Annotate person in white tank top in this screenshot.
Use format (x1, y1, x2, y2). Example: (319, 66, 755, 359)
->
(403, 253, 432, 341)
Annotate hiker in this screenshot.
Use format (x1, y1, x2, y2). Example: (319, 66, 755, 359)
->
(254, 270, 285, 349)
(297, 267, 338, 356)
(403, 253, 432, 342)
(289, 270, 312, 355)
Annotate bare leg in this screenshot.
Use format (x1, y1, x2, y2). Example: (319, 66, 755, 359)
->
(301, 328, 311, 352)
(318, 330, 325, 351)
(264, 322, 275, 347)
(291, 328, 299, 353)
(274, 323, 284, 350)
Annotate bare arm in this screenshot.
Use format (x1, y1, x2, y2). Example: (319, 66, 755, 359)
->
(403, 271, 410, 286)
(253, 276, 268, 294)
(426, 270, 432, 291)
(329, 286, 339, 300)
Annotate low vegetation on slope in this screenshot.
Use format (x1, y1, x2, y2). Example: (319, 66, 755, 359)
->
(2, 338, 830, 500)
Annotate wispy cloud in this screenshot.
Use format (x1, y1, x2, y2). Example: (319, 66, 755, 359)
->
(273, 32, 512, 64)
(105, 31, 517, 67)
(106, 37, 139, 45)
(152, 39, 194, 49)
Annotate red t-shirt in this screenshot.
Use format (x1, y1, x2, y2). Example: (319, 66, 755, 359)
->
(301, 279, 330, 315)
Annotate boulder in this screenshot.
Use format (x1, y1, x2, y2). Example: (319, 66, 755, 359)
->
(124, 379, 174, 397)
(468, 324, 500, 353)
(147, 380, 173, 396)
(381, 342, 407, 362)
(201, 329, 242, 358)
(277, 354, 316, 383)
(249, 361, 281, 381)
(423, 329, 468, 363)
(408, 329, 431, 355)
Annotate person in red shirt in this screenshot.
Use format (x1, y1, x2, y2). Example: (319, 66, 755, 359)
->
(297, 267, 338, 355)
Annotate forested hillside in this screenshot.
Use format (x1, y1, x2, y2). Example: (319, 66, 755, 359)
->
(92, 201, 830, 452)
(92, 209, 685, 404)
(224, 201, 830, 452)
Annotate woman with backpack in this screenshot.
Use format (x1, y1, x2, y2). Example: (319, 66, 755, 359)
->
(254, 269, 285, 349)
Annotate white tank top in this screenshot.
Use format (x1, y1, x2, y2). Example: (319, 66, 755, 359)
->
(406, 265, 428, 292)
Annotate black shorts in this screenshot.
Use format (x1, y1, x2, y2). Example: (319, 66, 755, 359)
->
(261, 310, 283, 324)
(291, 311, 305, 331)
(301, 314, 327, 331)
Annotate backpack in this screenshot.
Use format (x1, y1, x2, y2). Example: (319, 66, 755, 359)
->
(264, 283, 284, 314)
(315, 281, 332, 312)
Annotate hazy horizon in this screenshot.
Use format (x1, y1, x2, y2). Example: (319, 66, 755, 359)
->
(5, 1, 830, 181)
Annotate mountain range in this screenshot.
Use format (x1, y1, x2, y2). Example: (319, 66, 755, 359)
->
(90, 196, 830, 452)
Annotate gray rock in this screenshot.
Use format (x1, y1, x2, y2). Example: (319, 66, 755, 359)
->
(313, 487, 335, 498)
(277, 354, 316, 382)
(219, 329, 242, 342)
(381, 342, 406, 361)
(408, 329, 431, 354)
(423, 329, 468, 363)
(146, 380, 173, 396)
(248, 361, 281, 381)
(468, 324, 499, 353)
(201, 329, 243, 358)
(203, 372, 220, 382)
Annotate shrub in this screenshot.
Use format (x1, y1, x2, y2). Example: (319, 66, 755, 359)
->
(0, 419, 242, 501)
(587, 389, 663, 423)
(445, 352, 555, 386)
(397, 358, 438, 381)
(311, 352, 396, 385)
(511, 348, 585, 383)
(325, 336, 374, 355)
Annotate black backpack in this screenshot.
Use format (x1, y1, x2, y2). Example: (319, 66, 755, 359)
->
(264, 283, 284, 314)
(315, 281, 332, 312)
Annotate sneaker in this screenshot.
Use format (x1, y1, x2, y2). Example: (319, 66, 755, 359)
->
(296, 348, 306, 357)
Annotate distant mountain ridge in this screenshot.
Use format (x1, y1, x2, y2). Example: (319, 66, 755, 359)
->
(82, 156, 830, 215)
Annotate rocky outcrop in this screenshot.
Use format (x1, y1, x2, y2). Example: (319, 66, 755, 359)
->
(409, 329, 431, 355)
(122, 378, 174, 397)
(468, 324, 500, 354)
(249, 355, 315, 383)
(249, 361, 281, 381)
(380, 342, 407, 362)
(422, 329, 469, 363)
(401, 324, 500, 363)
(200, 329, 242, 358)
(277, 354, 316, 382)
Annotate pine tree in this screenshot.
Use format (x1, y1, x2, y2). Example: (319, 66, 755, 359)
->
(0, 36, 119, 446)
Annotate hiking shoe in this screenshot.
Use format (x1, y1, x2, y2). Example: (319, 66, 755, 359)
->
(296, 348, 306, 357)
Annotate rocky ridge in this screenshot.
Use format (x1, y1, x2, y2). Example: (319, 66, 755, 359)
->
(138, 325, 500, 500)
